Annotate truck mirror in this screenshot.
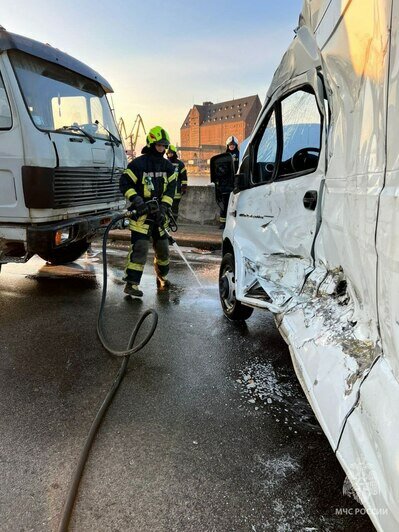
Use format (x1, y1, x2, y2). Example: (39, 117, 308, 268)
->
(210, 153, 235, 184)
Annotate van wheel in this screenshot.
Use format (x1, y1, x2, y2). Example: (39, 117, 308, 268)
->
(38, 240, 90, 265)
(219, 252, 254, 321)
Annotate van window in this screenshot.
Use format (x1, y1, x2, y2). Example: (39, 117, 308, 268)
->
(253, 109, 277, 184)
(0, 75, 12, 129)
(278, 89, 321, 177)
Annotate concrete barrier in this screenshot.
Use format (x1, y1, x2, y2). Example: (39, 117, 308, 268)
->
(178, 185, 220, 225)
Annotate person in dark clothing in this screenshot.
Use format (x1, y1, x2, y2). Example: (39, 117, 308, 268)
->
(166, 144, 187, 222)
(119, 126, 177, 297)
(218, 135, 240, 229)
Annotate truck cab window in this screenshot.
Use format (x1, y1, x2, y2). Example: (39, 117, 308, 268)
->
(9, 50, 120, 141)
(278, 89, 321, 178)
(51, 96, 87, 130)
(0, 75, 12, 129)
(252, 109, 277, 184)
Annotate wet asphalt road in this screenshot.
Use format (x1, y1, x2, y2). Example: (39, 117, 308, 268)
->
(0, 245, 374, 532)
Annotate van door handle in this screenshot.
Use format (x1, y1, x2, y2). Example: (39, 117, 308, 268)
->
(303, 190, 318, 210)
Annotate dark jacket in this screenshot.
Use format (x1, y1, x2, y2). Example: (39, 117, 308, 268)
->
(119, 149, 177, 208)
(215, 147, 240, 195)
(226, 146, 240, 173)
(168, 155, 187, 199)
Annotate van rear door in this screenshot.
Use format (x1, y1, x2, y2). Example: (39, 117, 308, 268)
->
(233, 72, 327, 311)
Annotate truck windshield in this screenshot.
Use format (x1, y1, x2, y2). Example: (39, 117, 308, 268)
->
(9, 50, 120, 141)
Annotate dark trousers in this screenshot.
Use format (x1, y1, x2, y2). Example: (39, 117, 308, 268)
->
(219, 192, 231, 223)
(125, 224, 169, 285)
(172, 197, 181, 222)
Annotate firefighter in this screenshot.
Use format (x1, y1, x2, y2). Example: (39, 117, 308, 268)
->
(226, 135, 240, 172)
(166, 144, 187, 222)
(217, 136, 239, 229)
(119, 126, 177, 297)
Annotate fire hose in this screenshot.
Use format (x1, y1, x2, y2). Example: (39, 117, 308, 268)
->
(57, 201, 175, 531)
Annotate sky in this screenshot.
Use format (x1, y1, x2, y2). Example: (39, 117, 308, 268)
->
(1, 0, 303, 146)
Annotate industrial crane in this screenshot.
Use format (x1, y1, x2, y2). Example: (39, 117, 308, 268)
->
(117, 114, 147, 161)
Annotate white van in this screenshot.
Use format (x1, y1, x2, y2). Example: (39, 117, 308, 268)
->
(0, 28, 126, 265)
(211, 1, 399, 529)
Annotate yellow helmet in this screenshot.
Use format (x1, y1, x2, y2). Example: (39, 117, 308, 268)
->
(146, 126, 170, 147)
(168, 144, 177, 153)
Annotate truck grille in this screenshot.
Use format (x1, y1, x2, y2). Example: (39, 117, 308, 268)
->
(53, 167, 123, 208)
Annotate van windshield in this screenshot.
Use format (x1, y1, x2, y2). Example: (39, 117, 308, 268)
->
(9, 50, 120, 141)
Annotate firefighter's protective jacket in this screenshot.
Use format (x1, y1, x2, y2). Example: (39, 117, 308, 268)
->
(170, 158, 187, 199)
(119, 152, 177, 233)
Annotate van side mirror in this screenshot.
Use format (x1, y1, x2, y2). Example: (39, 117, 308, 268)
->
(234, 173, 250, 192)
(210, 153, 234, 185)
(233, 153, 250, 192)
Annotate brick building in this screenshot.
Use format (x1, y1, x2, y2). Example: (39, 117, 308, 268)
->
(180, 95, 262, 172)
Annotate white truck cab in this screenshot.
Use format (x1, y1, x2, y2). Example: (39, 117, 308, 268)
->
(0, 29, 126, 265)
(211, 1, 399, 529)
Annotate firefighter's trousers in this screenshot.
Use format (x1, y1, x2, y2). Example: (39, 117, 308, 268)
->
(219, 192, 231, 224)
(125, 219, 169, 285)
(172, 197, 181, 222)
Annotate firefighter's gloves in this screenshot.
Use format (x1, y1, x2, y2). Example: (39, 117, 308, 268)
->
(128, 197, 149, 220)
(181, 184, 187, 195)
(155, 203, 168, 227)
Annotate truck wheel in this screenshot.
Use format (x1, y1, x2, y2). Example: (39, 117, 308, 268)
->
(38, 240, 90, 265)
(219, 252, 254, 321)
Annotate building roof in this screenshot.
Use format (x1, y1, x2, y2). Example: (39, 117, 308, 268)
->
(181, 95, 261, 129)
(0, 29, 113, 93)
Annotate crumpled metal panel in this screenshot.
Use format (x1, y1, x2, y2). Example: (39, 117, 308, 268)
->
(315, 174, 383, 342)
(241, 255, 313, 312)
(257, 0, 394, 524)
(232, 169, 323, 312)
(337, 357, 399, 531)
(377, 0, 399, 381)
(267, 25, 322, 98)
(311, 0, 390, 352)
(231, 0, 396, 524)
(278, 268, 381, 447)
(299, 0, 324, 31)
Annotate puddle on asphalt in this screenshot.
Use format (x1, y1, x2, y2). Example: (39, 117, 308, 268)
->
(3, 254, 99, 280)
(237, 359, 322, 433)
(34, 262, 96, 278)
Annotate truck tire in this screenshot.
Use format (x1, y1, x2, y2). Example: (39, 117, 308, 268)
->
(38, 240, 90, 265)
(219, 252, 254, 321)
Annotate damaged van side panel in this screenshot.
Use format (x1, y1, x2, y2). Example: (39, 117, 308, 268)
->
(338, 2, 399, 528)
(228, 0, 399, 527)
(278, 0, 390, 446)
(278, 0, 399, 528)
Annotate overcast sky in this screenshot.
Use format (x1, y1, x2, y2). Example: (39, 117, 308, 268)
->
(1, 0, 303, 145)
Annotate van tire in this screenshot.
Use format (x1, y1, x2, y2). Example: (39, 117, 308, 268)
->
(219, 252, 254, 321)
(38, 240, 90, 265)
